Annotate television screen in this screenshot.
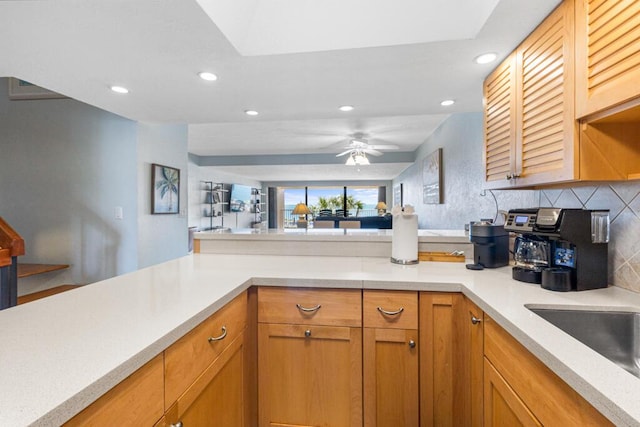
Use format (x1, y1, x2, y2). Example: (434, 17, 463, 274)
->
(230, 184, 252, 212)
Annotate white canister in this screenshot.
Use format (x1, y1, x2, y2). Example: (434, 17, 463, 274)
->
(391, 209, 418, 265)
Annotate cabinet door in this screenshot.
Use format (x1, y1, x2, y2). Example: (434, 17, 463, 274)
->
(258, 323, 362, 427)
(364, 328, 418, 427)
(514, 0, 576, 187)
(457, 297, 484, 427)
(483, 52, 518, 189)
(165, 291, 247, 408)
(484, 358, 542, 427)
(419, 292, 464, 427)
(161, 331, 247, 427)
(484, 315, 613, 426)
(576, 0, 640, 118)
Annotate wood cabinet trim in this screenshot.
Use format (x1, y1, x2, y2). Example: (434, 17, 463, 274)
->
(64, 354, 164, 426)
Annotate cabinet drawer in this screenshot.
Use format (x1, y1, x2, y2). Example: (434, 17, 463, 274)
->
(258, 287, 361, 327)
(164, 291, 247, 408)
(363, 290, 418, 329)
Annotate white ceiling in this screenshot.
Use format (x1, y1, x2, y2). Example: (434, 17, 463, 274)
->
(0, 0, 561, 182)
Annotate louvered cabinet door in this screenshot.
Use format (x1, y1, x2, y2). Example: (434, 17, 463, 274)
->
(576, 0, 640, 118)
(483, 52, 518, 189)
(515, 0, 577, 186)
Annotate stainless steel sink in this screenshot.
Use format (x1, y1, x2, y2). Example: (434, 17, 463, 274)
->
(527, 306, 640, 379)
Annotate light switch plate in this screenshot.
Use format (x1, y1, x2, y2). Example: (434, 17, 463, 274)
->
(114, 206, 123, 220)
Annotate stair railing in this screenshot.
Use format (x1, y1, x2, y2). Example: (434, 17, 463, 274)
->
(0, 217, 25, 310)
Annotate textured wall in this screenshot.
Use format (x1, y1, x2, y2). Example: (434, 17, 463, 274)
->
(540, 182, 640, 292)
(394, 113, 538, 229)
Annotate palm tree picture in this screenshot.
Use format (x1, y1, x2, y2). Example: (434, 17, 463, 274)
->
(152, 164, 180, 214)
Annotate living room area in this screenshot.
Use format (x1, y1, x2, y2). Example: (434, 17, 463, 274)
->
(270, 185, 392, 229)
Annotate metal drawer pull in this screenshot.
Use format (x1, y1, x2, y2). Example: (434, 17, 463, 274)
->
(296, 303, 321, 313)
(377, 306, 404, 316)
(471, 316, 482, 325)
(208, 326, 227, 342)
(305, 329, 312, 337)
(408, 340, 416, 349)
(171, 422, 183, 427)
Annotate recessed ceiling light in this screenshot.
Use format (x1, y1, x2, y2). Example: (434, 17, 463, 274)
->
(244, 110, 259, 116)
(440, 99, 455, 106)
(110, 86, 129, 94)
(475, 53, 497, 64)
(199, 72, 218, 81)
(339, 105, 354, 112)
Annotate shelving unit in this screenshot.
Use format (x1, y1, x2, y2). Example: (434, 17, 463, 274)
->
(251, 187, 267, 228)
(202, 181, 228, 230)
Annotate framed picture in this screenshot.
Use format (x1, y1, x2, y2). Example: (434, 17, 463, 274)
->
(393, 183, 403, 208)
(152, 163, 180, 214)
(8, 78, 67, 100)
(423, 148, 443, 204)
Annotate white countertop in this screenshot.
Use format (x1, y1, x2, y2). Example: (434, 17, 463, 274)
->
(195, 228, 470, 243)
(1, 254, 639, 426)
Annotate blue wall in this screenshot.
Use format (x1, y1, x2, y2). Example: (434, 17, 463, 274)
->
(0, 78, 188, 293)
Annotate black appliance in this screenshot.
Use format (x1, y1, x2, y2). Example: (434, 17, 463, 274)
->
(465, 221, 510, 270)
(504, 208, 609, 291)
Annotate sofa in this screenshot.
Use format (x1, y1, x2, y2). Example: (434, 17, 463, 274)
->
(313, 215, 392, 229)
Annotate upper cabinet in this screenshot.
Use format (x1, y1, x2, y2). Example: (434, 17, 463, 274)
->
(483, 52, 517, 187)
(484, 0, 576, 189)
(575, 0, 640, 118)
(483, 0, 640, 189)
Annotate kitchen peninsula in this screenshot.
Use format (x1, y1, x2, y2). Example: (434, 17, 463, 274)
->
(1, 253, 640, 426)
(194, 228, 472, 258)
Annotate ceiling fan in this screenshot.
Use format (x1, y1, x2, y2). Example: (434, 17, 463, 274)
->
(333, 133, 400, 165)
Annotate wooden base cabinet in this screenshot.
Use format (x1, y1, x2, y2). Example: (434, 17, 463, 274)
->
(484, 315, 613, 426)
(257, 287, 363, 427)
(158, 331, 248, 427)
(419, 292, 465, 427)
(459, 297, 484, 427)
(484, 357, 541, 426)
(363, 290, 419, 427)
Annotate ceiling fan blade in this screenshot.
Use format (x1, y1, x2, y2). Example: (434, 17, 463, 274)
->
(336, 149, 353, 157)
(363, 148, 383, 156)
(369, 144, 400, 150)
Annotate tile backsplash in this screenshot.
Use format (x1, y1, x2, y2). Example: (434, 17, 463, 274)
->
(540, 181, 640, 292)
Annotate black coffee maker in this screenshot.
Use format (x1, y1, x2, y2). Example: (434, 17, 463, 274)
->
(465, 221, 510, 270)
(504, 208, 609, 291)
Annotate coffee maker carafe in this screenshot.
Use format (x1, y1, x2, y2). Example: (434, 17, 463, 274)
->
(504, 208, 609, 291)
(512, 235, 549, 283)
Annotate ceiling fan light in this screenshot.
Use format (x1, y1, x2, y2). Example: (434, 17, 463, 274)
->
(354, 152, 369, 165)
(345, 154, 356, 165)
